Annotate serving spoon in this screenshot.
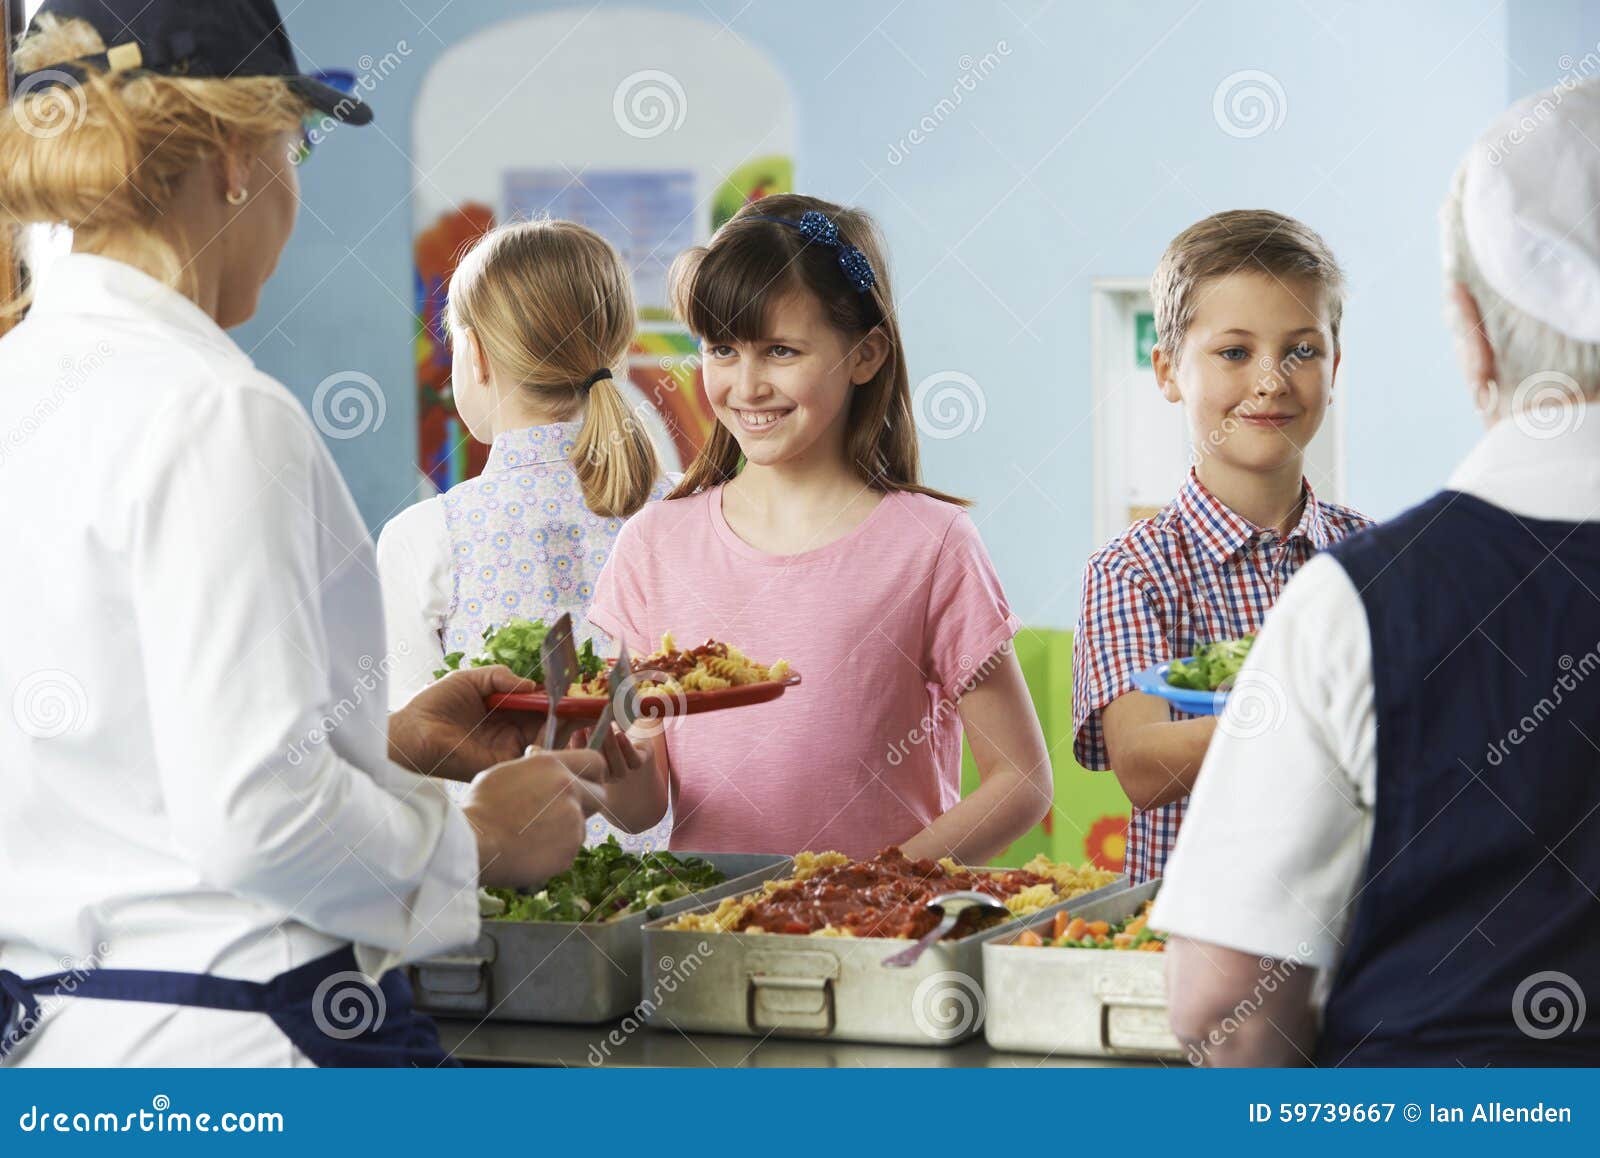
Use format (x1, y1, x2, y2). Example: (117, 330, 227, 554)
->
(880, 890, 1011, 968)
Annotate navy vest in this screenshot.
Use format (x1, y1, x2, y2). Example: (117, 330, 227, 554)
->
(1317, 491, 1600, 1065)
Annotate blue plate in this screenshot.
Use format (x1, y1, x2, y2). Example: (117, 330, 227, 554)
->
(1131, 662, 1230, 717)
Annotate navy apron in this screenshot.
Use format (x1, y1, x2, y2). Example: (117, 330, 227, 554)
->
(0, 945, 458, 1067)
(1316, 491, 1600, 1065)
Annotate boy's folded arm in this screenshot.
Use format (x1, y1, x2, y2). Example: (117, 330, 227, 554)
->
(1073, 551, 1211, 810)
(1101, 692, 1219, 811)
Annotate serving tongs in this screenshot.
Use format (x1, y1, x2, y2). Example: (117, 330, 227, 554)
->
(571, 640, 637, 817)
(586, 637, 636, 751)
(881, 890, 1011, 968)
(539, 612, 580, 751)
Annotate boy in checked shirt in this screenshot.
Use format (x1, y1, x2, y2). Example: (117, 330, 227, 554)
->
(1072, 210, 1373, 883)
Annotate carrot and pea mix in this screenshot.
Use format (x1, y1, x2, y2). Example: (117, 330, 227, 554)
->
(1016, 900, 1167, 952)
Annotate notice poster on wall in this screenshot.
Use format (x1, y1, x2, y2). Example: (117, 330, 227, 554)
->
(503, 169, 696, 319)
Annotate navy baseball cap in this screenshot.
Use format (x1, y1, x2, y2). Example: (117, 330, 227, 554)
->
(15, 0, 372, 125)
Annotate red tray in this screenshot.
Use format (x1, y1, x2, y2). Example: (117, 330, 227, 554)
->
(485, 672, 802, 720)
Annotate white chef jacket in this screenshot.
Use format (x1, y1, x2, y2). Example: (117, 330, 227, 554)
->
(0, 254, 480, 1066)
(376, 498, 458, 712)
(1152, 404, 1600, 976)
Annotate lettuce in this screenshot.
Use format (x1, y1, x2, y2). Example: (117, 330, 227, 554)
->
(1165, 634, 1256, 691)
(431, 618, 607, 684)
(484, 837, 726, 923)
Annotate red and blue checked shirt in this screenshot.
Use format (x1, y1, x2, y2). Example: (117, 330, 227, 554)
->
(1072, 469, 1373, 883)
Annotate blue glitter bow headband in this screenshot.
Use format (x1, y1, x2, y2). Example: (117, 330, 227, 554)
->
(745, 210, 877, 294)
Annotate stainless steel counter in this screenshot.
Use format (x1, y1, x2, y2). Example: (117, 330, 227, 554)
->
(433, 1016, 1161, 1068)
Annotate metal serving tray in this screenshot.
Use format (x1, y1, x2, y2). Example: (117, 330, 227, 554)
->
(639, 871, 1129, 1047)
(409, 852, 791, 1024)
(982, 879, 1182, 1060)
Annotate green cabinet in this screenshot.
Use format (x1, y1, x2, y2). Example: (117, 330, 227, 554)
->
(958, 629, 1132, 869)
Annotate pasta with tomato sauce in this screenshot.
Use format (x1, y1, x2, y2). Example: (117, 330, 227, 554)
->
(565, 633, 791, 697)
(666, 847, 1119, 940)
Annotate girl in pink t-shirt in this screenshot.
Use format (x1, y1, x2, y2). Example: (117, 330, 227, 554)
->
(588, 194, 1052, 861)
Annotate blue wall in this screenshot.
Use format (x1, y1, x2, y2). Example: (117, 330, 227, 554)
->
(236, 0, 1580, 628)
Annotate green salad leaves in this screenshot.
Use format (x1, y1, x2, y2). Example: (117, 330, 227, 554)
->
(483, 837, 727, 923)
(432, 617, 606, 684)
(1164, 634, 1256, 691)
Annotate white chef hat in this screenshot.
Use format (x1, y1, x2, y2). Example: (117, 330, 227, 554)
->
(1462, 76, 1600, 343)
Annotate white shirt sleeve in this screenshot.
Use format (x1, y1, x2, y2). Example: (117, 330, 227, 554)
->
(1150, 554, 1377, 970)
(376, 499, 453, 711)
(128, 386, 478, 972)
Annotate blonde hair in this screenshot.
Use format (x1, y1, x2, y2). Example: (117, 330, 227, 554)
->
(666, 193, 968, 507)
(0, 14, 307, 313)
(447, 219, 658, 518)
(1152, 209, 1346, 364)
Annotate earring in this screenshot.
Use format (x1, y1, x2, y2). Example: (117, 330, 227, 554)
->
(226, 188, 248, 206)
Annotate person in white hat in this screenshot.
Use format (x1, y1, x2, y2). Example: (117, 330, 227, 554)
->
(1151, 78, 1600, 1066)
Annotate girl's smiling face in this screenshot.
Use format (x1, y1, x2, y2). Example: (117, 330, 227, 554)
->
(1154, 270, 1340, 474)
(700, 288, 887, 470)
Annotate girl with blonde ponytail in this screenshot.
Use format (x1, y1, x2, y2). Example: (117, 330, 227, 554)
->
(377, 219, 671, 847)
(444, 219, 660, 519)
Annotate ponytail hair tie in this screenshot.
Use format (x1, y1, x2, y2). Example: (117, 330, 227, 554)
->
(578, 367, 613, 391)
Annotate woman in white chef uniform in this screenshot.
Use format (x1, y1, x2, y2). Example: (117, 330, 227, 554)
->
(0, 0, 609, 1066)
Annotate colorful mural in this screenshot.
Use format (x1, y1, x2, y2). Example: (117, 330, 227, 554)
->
(1085, 813, 1128, 874)
(711, 155, 794, 231)
(414, 202, 495, 492)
